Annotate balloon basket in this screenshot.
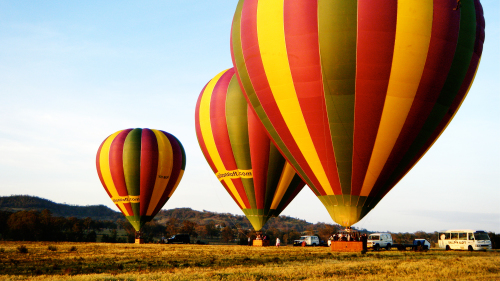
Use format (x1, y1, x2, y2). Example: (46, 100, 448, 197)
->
(330, 241, 364, 252)
(135, 231, 143, 244)
(253, 240, 270, 247)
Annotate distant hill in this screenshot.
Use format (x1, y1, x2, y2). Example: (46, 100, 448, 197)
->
(0, 195, 333, 232)
(154, 208, 315, 231)
(0, 195, 122, 221)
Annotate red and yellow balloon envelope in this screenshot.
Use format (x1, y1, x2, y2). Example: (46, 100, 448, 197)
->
(96, 128, 186, 232)
(231, 0, 485, 226)
(195, 68, 305, 231)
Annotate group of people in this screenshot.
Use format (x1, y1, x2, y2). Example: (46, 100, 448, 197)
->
(329, 232, 367, 242)
(248, 230, 369, 247)
(248, 234, 269, 246)
(255, 234, 267, 240)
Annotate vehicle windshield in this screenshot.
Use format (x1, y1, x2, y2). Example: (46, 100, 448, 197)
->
(368, 235, 379, 240)
(474, 232, 490, 240)
(298, 236, 307, 240)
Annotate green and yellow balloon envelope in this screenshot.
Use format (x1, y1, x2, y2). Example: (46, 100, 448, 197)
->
(231, 0, 485, 226)
(195, 68, 305, 231)
(96, 128, 186, 231)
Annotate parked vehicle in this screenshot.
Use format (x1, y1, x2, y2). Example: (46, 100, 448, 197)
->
(438, 230, 491, 251)
(394, 239, 431, 251)
(367, 233, 393, 250)
(293, 236, 320, 246)
(413, 239, 431, 249)
(164, 234, 190, 244)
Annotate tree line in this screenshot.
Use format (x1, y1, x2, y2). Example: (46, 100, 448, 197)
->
(0, 208, 343, 244)
(1, 208, 498, 249)
(0, 210, 112, 242)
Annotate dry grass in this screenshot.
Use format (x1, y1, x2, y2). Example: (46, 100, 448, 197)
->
(0, 241, 498, 280)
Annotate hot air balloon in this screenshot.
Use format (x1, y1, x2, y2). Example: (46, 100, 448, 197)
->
(231, 0, 485, 227)
(195, 68, 305, 231)
(96, 128, 186, 238)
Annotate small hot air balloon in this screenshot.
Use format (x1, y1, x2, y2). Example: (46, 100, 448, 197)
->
(96, 128, 186, 237)
(231, 0, 485, 226)
(195, 68, 305, 231)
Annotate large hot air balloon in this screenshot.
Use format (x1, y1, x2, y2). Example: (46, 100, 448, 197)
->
(231, 0, 485, 227)
(195, 68, 305, 231)
(96, 128, 186, 234)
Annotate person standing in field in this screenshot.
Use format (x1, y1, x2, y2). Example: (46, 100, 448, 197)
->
(276, 237, 280, 247)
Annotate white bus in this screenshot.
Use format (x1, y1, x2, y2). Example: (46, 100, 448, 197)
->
(438, 229, 492, 251)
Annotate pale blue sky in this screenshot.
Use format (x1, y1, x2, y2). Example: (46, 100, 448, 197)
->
(0, 1, 498, 233)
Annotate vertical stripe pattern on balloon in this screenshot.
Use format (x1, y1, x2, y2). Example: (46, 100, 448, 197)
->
(96, 128, 186, 231)
(231, 0, 485, 227)
(195, 68, 306, 231)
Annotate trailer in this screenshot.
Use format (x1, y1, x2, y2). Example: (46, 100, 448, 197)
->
(393, 239, 431, 251)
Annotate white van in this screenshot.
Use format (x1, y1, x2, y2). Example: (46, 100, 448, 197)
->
(294, 236, 320, 246)
(438, 230, 491, 251)
(367, 233, 393, 250)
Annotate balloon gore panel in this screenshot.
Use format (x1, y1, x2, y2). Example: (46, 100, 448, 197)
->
(96, 129, 186, 232)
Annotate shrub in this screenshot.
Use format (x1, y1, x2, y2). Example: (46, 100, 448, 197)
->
(17, 245, 28, 253)
(48, 245, 57, 251)
(63, 268, 73, 275)
(0, 248, 5, 253)
(69, 246, 77, 252)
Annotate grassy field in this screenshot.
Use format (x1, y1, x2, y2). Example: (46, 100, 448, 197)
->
(0, 241, 499, 280)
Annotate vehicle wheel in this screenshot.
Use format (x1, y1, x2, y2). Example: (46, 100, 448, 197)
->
(386, 244, 391, 251)
(312, 243, 317, 247)
(374, 244, 380, 251)
(468, 245, 473, 252)
(445, 245, 451, 251)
